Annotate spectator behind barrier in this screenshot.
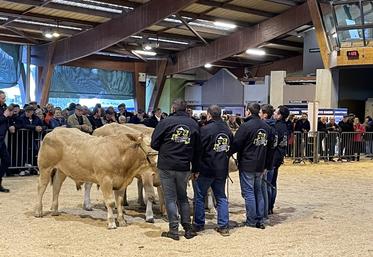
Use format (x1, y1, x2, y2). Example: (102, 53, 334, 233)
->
(104, 109, 117, 124)
(144, 108, 163, 128)
(129, 110, 145, 124)
(18, 106, 43, 133)
(49, 108, 67, 129)
(117, 103, 133, 121)
(88, 107, 104, 130)
(67, 104, 92, 133)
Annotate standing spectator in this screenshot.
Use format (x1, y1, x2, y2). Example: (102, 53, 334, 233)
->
(364, 116, 373, 156)
(317, 117, 328, 160)
(286, 114, 295, 157)
(44, 104, 54, 126)
(230, 103, 274, 229)
(144, 108, 163, 128)
(353, 117, 365, 161)
(117, 103, 133, 121)
(198, 113, 208, 127)
(35, 108, 47, 130)
(193, 105, 232, 236)
(49, 108, 67, 129)
(326, 117, 339, 161)
(150, 99, 200, 240)
(0, 91, 13, 192)
(294, 113, 311, 162)
(67, 103, 76, 116)
(104, 109, 117, 124)
(128, 110, 145, 124)
(338, 115, 354, 160)
(67, 104, 92, 133)
(227, 115, 239, 132)
(18, 106, 44, 171)
(88, 107, 104, 130)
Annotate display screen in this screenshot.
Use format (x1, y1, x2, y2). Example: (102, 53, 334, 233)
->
(347, 50, 359, 59)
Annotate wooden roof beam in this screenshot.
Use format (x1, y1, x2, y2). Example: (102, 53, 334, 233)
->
(35, 0, 198, 65)
(165, 3, 311, 75)
(197, 0, 276, 18)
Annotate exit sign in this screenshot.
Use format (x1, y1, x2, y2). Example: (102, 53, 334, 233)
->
(347, 50, 359, 59)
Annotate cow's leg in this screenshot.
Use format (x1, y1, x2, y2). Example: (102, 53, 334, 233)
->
(114, 190, 127, 227)
(157, 186, 167, 216)
(83, 183, 93, 211)
(141, 172, 156, 223)
(137, 178, 145, 206)
(206, 188, 216, 214)
(100, 176, 117, 229)
(35, 168, 52, 218)
(123, 189, 129, 206)
(50, 171, 66, 216)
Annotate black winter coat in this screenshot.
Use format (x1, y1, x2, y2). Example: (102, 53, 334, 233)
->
(151, 111, 200, 172)
(198, 119, 233, 179)
(230, 115, 274, 173)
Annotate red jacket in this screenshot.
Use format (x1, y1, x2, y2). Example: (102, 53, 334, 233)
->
(353, 123, 365, 142)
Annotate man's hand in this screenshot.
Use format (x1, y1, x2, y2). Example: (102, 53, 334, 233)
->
(35, 126, 43, 132)
(9, 126, 15, 134)
(191, 172, 199, 181)
(81, 124, 89, 131)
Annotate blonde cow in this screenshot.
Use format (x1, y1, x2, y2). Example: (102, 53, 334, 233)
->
(35, 127, 154, 229)
(82, 123, 164, 223)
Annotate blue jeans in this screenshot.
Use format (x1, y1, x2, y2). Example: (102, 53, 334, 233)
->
(239, 171, 264, 225)
(193, 176, 229, 229)
(268, 167, 279, 211)
(266, 169, 275, 212)
(158, 169, 191, 232)
(261, 170, 269, 219)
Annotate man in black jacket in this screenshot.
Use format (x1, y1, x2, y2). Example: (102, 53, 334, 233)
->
(0, 91, 13, 192)
(269, 105, 289, 214)
(193, 105, 233, 236)
(144, 108, 162, 128)
(259, 104, 277, 221)
(151, 99, 200, 240)
(230, 103, 274, 229)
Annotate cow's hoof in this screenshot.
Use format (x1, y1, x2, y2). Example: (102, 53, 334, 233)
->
(51, 211, 60, 216)
(107, 223, 117, 229)
(146, 218, 155, 224)
(34, 211, 43, 218)
(117, 218, 127, 227)
(83, 206, 93, 211)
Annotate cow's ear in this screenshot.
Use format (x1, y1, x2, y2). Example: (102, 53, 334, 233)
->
(126, 133, 143, 143)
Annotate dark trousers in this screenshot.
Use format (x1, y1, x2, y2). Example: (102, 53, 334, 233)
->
(0, 141, 10, 178)
(158, 169, 191, 232)
(268, 166, 279, 211)
(193, 176, 229, 229)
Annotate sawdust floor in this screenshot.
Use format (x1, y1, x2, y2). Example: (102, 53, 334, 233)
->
(0, 160, 373, 257)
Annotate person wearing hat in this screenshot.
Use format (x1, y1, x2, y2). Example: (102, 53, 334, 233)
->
(67, 104, 92, 133)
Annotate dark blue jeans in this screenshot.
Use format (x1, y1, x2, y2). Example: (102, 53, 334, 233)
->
(266, 169, 275, 212)
(268, 167, 279, 211)
(158, 169, 191, 232)
(239, 171, 264, 225)
(0, 141, 10, 179)
(193, 176, 229, 229)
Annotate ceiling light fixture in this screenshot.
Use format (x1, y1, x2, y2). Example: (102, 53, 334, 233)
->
(44, 32, 53, 39)
(144, 45, 152, 51)
(246, 48, 266, 56)
(52, 31, 60, 38)
(204, 63, 212, 68)
(133, 50, 157, 56)
(213, 21, 237, 29)
(332, 33, 337, 38)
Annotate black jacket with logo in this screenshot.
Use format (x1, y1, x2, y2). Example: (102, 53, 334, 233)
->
(264, 119, 277, 170)
(151, 111, 200, 172)
(198, 119, 233, 179)
(230, 115, 274, 173)
(273, 119, 288, 168)
(0, 104, 9, 141)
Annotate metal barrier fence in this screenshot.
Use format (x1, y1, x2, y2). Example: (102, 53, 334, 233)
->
(288, 131, 373, 163)
(5, 129, 52, 173)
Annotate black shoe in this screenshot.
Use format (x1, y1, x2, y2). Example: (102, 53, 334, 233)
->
(256, 223, 265, 229)
(268, 209, 274, 215)
(183, 224, 197, 239)
(192, 225, 205, 233)
(161, 231, 179, 241)
(0, 185, 9, 193)
(215, 227, 230, 237)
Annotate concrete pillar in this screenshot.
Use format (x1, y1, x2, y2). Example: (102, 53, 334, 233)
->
(315, 69, 339, 108)
(270, 71, 286, 107)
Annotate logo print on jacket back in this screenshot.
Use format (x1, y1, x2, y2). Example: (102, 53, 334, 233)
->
(253, 129, 268, 146)
(171, 125, 191, 144)
(213, 133, 230, 152)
